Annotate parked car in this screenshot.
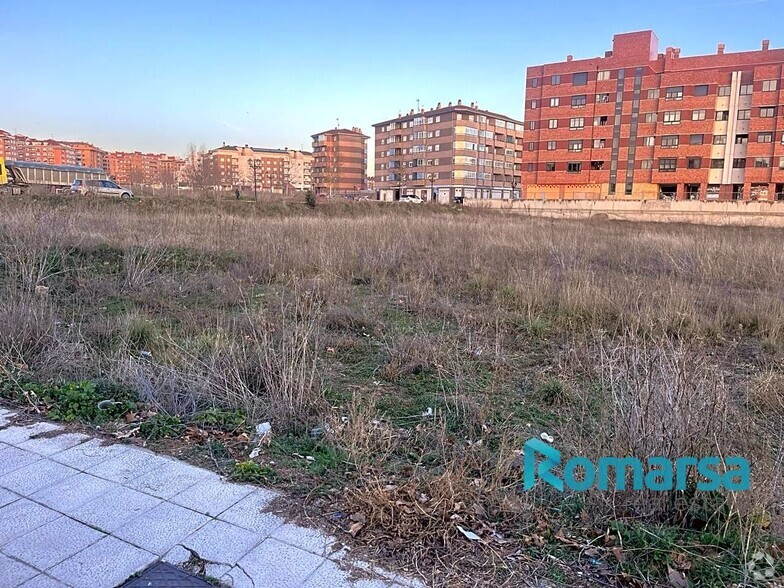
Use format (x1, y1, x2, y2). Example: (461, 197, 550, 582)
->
(70, 178, 134, 199)
(400, 196, 423, 204)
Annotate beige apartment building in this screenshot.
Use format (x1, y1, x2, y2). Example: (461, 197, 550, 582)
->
(203, 144, 312, 193)
(373, 101, 525, 203)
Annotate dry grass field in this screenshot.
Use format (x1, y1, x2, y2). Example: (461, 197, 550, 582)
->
(1, 195, 783, 586)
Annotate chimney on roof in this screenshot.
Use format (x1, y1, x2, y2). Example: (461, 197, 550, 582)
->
(567, 55, 573, 61)
(245, 144, 248, 148)
(409, 109, 414, 115)
(673, 47, 681, 58)
(448, 101, 452, 107)
(604, 50, 612, 58)
(470, 102, 475, 108)
(436, 102, 441, 109)
(665, 46, 674, 58)
(717, 43, 725, 54)
(762, 39, 770, 50)
(457, 99, 462, 105)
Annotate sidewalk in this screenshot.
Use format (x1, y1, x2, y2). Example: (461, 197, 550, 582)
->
(0, 408, 423, 588)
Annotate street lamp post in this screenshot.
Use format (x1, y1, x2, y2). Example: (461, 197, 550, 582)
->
(511, 180, 518, 200)
(427, 173, 436, 202)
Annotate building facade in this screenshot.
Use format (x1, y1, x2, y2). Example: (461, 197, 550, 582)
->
(63, 142, 110, 172)
(0, 132, 77, 166)
(202, 145, 312, 193)
(373, 102, 524, 204)
(107, 151, 185, 186)
(522, 31, 784, 202)
(311, 128, 368, 195)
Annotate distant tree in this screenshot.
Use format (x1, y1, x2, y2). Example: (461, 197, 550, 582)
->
(182, 143, 208, 190)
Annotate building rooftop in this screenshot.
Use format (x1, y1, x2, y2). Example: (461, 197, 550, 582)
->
(311, 128, 369, 139)
(373, 101, 523, 127)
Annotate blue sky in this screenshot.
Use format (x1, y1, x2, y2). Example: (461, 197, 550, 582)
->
(3, 0, 781, 156)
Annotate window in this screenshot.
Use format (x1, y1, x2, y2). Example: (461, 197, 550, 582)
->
(716, 111, 729, 121)
(568, 140, 583, 152)
(526, 163, 535, 172)
(547, 140, 557, 150)
(647, 89, 660, 100)
(642, 136, 655, 147)
(740, 84, 753, 95)
(596, 92, 610, 103)
(760, 107, 776, 118)
(780, 157, 784, 170)
(593, 138, 606, 148)
(594, 116, 609, 126)
(569, 117, 584, 129)
(529, 121, 536, 130)
(738, 109, 751, 120)
(531, 78, 539, 88)
(659, 158, 677, 172)
(597, 70, 610, 81)
(567, 162, 582, 173)
(641, 159, 653, 170)
(591, 160, 605, 170)
(718, 86, 731, 96)
(694, 85, 709, 96)
(758, 132, 773, 143)
(713, 135, 727, 145)
(710, 159, 724, 169)
(687, 157, 702, 169)
(573, 72, 588, 86)
(546, 162, 556, 172)
(663, 111, 681, 125)
(548, 119, 558, 129)
(530, 99, 538, 109)
(571, 95, 587, 108)
(733, 158, 746, 168)
(735, 134, 748, 145)
(528, 142, 535, 151)
(551, 74, 561, 85)
(644, 112, 657, 123)
(763, 80, 778, 92)
(692, 109, 706, 121)
(662, 135, 679, 148)
(755, 157, 771, 168)
(550, 97, 560, 107)
(665, 86, 683, 100)
(690, 134, 704, 145)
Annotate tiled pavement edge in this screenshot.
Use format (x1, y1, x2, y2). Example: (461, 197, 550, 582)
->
(0, 408, 424, 588)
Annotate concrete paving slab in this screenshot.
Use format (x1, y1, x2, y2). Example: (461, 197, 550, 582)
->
(18, 432, 89, 456)
(0, 459, 79, 495)
(301, 559, 392, 588)
(47, 536, 156, 588)
(0, 486, 20, 508)
(0, 446, 43, 477)
(18, 574, 70, 588)
(222, 538, 324, 588)
(85, 446, 171, 484)
(0, 407, 16, 427)
(69, 485, 162, 533)
(0, 552, 39, 587)
(113, 500, 210, 556)
(3, 515, 105, 571)
(170, 475, 254, 516)
(123, 457, 213, 499)
(271, 522, 339, 557)
(0, 423, 61, 445)
(0, 499, 61, 547)
(30, 472, 117, 513)
(171, 519, 263, 565)
(217, 489, 283, 536)
(49, 438, 130, 470)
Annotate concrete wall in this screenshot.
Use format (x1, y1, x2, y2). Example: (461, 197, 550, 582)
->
(465, 197, 784, 227)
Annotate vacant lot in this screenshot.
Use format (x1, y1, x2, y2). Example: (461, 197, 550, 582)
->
(1, 196, 782, 586)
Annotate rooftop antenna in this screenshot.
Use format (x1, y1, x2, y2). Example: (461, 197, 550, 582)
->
(336, 117, 340, 129)
(416, 98, 420, 111)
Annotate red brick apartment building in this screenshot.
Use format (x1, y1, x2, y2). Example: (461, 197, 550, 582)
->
(311, 128, 368, 195)
(107, 151, 185, 186)
(523, 31, 784, 201)
(0, 131, 78, 166)
(374, 102, 524, 203)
